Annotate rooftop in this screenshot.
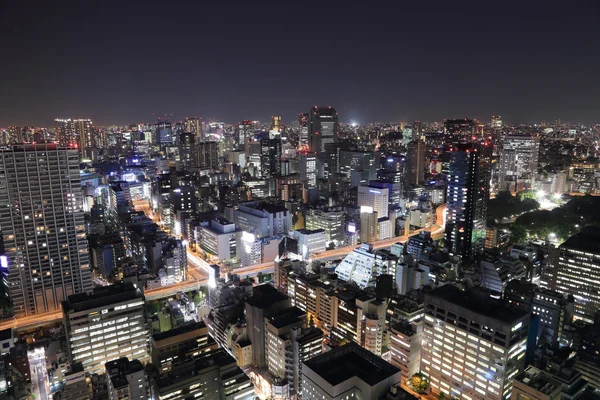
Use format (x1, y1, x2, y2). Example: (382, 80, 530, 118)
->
(152, 321, 207, 342)
(560, 227, 600, 254)
(267, 306, 306, 329)
(62, 283, 143, 314)
(515, 366, 561, 396)
(245, 284, 290, 309)
(304, 342, 399, 387)
(427, 285, 529, 324)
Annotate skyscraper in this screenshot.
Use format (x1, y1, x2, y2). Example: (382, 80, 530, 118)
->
(195, 141, 219, 170)
(405, 137, 425, 185)
(298, 113, 309, 149)
(299, 151, 317, 189)
(260, 138, 282, 179)
(308, 106, 339, 153)
(443, 119, 476, 151)
(55, 118, 93, 150)
(154, 121, 173, 145)
(184, 117, 202, 139)
(498, 135, 540, 192)
(0, 144, 92, 316)
(178, 132, 196, 171)
(271, 115, 282, 132)
(491, 115, 503, 130)
(238, 120, 253, 148)
(445, 142, 491, 260)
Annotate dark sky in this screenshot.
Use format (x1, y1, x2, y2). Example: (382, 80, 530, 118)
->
(1, 1, 599, 127)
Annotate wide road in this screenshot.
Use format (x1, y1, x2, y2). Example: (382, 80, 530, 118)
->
(1, 202, 444, 331)
(232, 204, 446, 274)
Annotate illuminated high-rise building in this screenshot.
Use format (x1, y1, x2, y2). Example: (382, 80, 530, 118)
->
(6, 126, 23, 144)
(0, 144, 91, 316)
(238, 120, 253, 148)
(299, 151, 317, 189)
(498, 135, 540, 192)
(443, 119, 476, 151)
(195, 141, 219, 170)
(406, 137, 425, 185)
(184, 117, 202, 139)
(308, 106, 339, 153)
(298, 113, 309, 149)
(445, 142, 492, 260)
(552, 227, 600, 324)
(55, 118, 93, 150)
(271, 115, 282, 132)
(178, 132, 196, 171)
(421, 285, 531, 400)
(154, 121, 173, 145)
(63, 283, 149, 375)
(491, 115, 503, 130)
(260, 138, 282, 179)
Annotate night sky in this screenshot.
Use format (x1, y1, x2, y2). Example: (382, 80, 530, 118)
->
(1, 1, 599, 127)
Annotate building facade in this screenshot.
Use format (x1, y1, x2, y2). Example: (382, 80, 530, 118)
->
(0, 144, 92, 316)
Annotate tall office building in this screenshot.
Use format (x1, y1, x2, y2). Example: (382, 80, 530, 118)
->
(498, 135, 540, 192)
(260, 138, 282, 179)
(195, 141, 219, 170)
(299, 151, 317, 189)
(272, 115, 282, 132)
(0, 144, 91, 316)
(238, 120, 253, 148)
(308, 106, 339, 153)
(55, 118, 93, 150)
(184, 117, 202, 139)
(178, 132, 196, 171)
(552, 227, 600, 323)
(491, 115, 503, 130)
(298, 113, 309, 149)
(62, 283, 149, 375)
(154, 121, 174, 145)
(406, 138, 425, 185)
(443, 119, 477, 151)
(421, 285, 531, 400)
(445, 142, 491, 260)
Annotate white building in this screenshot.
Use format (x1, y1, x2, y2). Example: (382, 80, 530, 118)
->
(63, 283, 149, 375)
(410, 209, 433, 228)
(305, 207, 344, 246)
(358, 185, 389, 218)
(498, 135, 540, 192)
(421, 286, 530, 400)
(300, 152, 317, 189)
(335, 244, 399, 289)
(290, 229, 327, 261)
(0, 144, 92, 316)
(235, 201, 292, 238)
(390, 321, 422, 386)
(198, 219, 241, 262)
(238, 232, 262, 267)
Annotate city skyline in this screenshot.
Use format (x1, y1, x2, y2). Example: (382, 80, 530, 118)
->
(1, 1, 600, 126)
